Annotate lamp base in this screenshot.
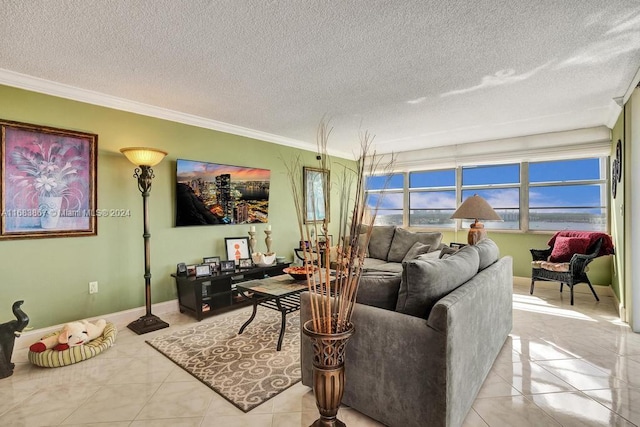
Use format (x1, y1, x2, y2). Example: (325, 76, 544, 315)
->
(127, 314, 169, 335)
(467, 222, 488, 245)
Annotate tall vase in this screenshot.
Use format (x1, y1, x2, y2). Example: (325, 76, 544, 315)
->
(303, 319, 354, 427)
(38, 196, 63, 229)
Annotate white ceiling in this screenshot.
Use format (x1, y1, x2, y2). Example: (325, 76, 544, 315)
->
(1, 1, 639, 159)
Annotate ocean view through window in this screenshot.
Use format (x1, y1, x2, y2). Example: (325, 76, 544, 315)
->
(365, 157, 607, 232)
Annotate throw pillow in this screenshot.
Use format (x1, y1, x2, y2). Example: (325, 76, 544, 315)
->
(549, 236, 591, 262)
(402, 242, 431, 263)
(387, 228, 419, 262)
(367, 226, 396, 260)
(396, 246, 480, 319)
(439, 246, 458, 259)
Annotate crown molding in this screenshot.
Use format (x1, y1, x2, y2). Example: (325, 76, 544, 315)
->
(0, 68, 355, 159)
(606, 98, 624, 128)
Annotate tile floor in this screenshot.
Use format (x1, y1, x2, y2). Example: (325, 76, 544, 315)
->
(2, 281, 640, 426)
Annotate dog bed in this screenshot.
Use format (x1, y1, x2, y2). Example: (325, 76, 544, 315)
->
(28, 322, 117, 368)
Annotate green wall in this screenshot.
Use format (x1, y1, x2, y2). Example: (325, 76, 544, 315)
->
(611, 112, 625, 303)
(0, 84, 347, 328)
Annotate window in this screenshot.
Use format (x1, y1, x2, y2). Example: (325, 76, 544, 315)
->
(409, 169, 456, 227)
(461, 164, 520, 230)
(365, 173, 403, 225)
(528, 158, 606, 231)
(364, 157, 608, 232)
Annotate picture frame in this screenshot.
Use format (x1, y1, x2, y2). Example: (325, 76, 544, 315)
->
(176, 262, 187, 276)
(195, 264, 211, 277)
(303, 167, 329, 223)
(0, 119, 98, 239)
(203, 256, 220, 264)
(208, 262, 219, 274)
(220, 260, 236, 272)
(238, 258, 253, 269)
(225, 236, 250, 265)
(318, 234, 333, 250)
(186, 264, 197, 276)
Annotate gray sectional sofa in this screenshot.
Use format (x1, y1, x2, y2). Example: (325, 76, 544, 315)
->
(300, 238, 513, 427)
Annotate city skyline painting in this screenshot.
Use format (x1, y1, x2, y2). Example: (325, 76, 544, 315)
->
(175, 158, 270, 226)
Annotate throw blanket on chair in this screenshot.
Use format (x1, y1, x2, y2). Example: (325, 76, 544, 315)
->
(547, 231, 615, 257)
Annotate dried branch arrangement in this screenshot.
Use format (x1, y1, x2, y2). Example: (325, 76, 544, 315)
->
(284, 121, 393, 334)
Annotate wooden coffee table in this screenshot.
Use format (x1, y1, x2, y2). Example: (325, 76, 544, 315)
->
(236, 275, 309, 351)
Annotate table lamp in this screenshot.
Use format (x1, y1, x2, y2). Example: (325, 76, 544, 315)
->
(450, 194, 502, 245)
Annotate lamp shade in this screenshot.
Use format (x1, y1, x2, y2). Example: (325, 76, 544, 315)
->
(120, 147, 168, 167)
(450, 194, 502, 221)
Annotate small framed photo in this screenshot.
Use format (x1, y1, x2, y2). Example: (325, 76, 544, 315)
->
(203, 256, 220, 264)
(238, 258, 253, 269)
(220, 260, 236, 272)
(208, 262, 219, 274)
(195, 264, 211, 277)
(176, 262, 187, 276)
(225, 237, 250, 265)
(318, 234, 333, 250)
(186, 264, 197, 276)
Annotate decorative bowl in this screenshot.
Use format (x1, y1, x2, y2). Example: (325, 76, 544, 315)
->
(283, 266, 317, 280)
(251, 252, 276, 267)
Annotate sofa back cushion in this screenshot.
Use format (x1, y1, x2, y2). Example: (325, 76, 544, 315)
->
(474, 239, 500, 270)
(396, 245, 480, 319)
(387, 228, 443, 262)
(356, 273, 402, 311)
(365, 225, 396, 260)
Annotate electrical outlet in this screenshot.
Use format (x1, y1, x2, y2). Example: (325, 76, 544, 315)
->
(89, 281, 98, 294)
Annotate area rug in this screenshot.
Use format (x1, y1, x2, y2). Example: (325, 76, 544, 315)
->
(146, 308, 301, 412)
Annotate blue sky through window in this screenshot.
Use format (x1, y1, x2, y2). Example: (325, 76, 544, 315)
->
(366, 159, 604, 226)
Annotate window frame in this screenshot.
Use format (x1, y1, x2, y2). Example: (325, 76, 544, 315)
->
(364, 156, 609, 233)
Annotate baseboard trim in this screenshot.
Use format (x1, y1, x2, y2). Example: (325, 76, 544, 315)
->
(513, 276, 613, 297)
(14, 299, 180, 350)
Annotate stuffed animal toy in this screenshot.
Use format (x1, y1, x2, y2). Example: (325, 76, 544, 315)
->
(29, 319, 106, 353)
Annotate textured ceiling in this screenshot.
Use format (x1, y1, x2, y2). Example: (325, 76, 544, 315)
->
(1, 1, 639, 158)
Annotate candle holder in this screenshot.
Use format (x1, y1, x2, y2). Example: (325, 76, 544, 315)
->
(248, 230, 257, 254)
(264, 230, 273, 254)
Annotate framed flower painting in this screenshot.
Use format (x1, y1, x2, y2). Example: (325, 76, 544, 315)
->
(0, 119, 98, 239)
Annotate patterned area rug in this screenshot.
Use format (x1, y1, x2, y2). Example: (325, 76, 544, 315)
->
(146, 308, 301, 412)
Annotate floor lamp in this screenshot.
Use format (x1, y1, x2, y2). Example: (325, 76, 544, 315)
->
(121, 147, 170, 335)
(450, 194, 502, 245)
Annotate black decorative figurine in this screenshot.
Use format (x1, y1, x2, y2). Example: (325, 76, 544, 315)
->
(0, 301, 29, 379)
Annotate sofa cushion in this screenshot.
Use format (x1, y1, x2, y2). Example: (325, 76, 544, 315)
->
(387, 228, 443, 262)
(396, 245, 480, 319)
(402, 242, 431, 263)
(549, 236, 590, 262)
(415, 251, 441, 261)
(357, 273, 402, 310)
(473, 239, 500, 270)
(366, 225, 396, 260)
(363, 260, 403, 274)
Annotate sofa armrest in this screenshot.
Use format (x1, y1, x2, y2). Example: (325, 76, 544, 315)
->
(427, 256, 513, 427)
